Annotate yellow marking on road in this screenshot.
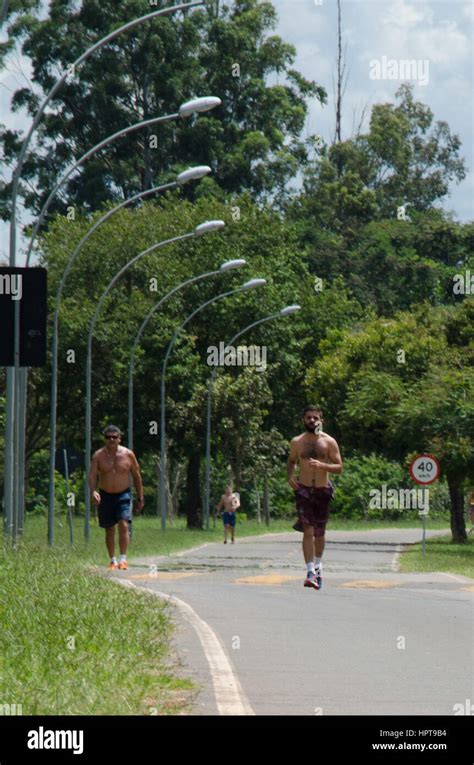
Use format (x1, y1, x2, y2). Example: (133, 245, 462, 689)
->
(234, 574, 301, 585)
(460, 585, 474, 592)
(126, 572, 196, 581)
(339, 580, 400, 589)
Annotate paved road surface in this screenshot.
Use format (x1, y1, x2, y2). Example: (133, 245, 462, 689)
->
(114, 528, 473, 716)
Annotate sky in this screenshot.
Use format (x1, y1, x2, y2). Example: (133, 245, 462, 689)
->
(0, 0, 473, 264)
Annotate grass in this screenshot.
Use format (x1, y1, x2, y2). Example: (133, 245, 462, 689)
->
(0, 524, 197, 715)
(399, 533, 474, 579)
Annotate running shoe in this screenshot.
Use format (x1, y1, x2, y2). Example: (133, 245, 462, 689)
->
(107, 562, 118, 571)
(118, 561, 128, 570)
(304, 570, 320, 589)
(315, 566, 322, 589)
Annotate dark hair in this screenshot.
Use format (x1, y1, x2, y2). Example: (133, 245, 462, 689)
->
(301, 405, 323, 418)
(103, 424, 122, 436)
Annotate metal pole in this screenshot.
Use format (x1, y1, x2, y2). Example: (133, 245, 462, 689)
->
(64, 448, 74, 547)
(18, 367, 27, 535)
(203, 369, 216, 529)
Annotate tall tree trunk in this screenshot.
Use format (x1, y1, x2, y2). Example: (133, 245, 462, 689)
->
(447, 474, 467, 542)
(185, 451, 202, 529)
(254, 478, 261, 524)
(263, 472, 270, 527)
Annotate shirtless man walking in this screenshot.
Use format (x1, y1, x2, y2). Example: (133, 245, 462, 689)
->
(88, 424, 144, 570)
(287, 405, 343, 590)
(216, 485, 240, 544)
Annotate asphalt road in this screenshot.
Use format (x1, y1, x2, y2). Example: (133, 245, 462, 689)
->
(116, 528, 474, 716)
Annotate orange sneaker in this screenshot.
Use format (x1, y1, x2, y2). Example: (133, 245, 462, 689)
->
(107, 562, 118, 571)
(118, 560, 128, 570)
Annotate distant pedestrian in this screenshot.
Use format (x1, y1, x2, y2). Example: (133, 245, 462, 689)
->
(216, 486, 240, 544)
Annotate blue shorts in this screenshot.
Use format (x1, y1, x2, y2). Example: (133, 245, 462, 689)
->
(223, 511, 236, 527)
(98, 488, 132, 529)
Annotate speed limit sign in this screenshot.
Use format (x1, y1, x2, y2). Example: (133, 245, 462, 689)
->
(409, 454, 440, 485)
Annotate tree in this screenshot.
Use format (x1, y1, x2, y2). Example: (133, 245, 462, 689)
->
(0, 0, 326, 224)
(287, 84, 466, 241)
(304, 301, 474, 540)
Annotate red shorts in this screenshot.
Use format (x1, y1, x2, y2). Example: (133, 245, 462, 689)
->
(294, 482, 333, 537)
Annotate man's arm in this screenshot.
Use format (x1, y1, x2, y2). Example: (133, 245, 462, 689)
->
(216, 496, 224, 513)
(88, 452, 101, 505)
(309, 438, 343, 474)
(129, 451, 144, 510)
(287, 439, 299, 489)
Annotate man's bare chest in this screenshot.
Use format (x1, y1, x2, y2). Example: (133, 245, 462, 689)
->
(298, 438, 329, 461)
(98, 450, 131, 474)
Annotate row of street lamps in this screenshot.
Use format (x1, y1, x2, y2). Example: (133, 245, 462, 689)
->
(5, 0, 210, 543)
(4, 0, 301, 543)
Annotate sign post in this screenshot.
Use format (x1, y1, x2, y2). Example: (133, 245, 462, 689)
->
(409, 454, 441, 557)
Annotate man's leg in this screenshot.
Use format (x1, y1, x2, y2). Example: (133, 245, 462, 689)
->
(118, 519, 129, 555)
(303, 524, 315, 563)
(105, 525, 116, 561)
(224, 523, 229, 543)
(231, 518, 235, 543)
(314, 534, 325, 560)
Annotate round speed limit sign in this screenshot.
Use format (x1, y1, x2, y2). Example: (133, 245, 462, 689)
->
(409, 454, 440, 485)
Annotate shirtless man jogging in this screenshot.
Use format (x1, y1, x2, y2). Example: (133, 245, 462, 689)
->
(88, 424, 144, 570)
(287, 405, 343, 590)
(216, 486, 240, 544)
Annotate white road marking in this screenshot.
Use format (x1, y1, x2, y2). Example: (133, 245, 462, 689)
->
(439, 572, 471, 584)
(116, 578, 255, 716)
(391, 544, 404, 571)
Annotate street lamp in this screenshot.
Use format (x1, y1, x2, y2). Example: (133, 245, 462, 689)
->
(159, 277, 267, 529)
(128, 259, 246, 451)
(5, 0, 208, 541)
(83, 220, 226, 539)
(203, 304, 301, 528)
(46, 166, 211, 543)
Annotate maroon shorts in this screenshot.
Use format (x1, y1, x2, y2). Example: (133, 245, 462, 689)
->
(294, 482, 333, 537)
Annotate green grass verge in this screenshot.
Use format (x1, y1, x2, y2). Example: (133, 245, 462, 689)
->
(399, 534, 474, 579)
(0, 542, 194, 715)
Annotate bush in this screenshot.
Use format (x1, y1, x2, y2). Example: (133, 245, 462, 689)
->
(331, 453, 406, 519)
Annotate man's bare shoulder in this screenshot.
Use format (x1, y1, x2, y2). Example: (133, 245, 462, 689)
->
(291, 433, 307, 444)
(92, 447, 105, 460)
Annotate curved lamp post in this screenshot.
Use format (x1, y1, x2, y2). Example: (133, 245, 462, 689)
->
(203, 304, 301, 528)
(83, 219, 225, 539)
(47, 165, 211, 543)
(159, 278, 267, 530)
(5, 0, 207, 541)
(128, 258, 246, 451)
